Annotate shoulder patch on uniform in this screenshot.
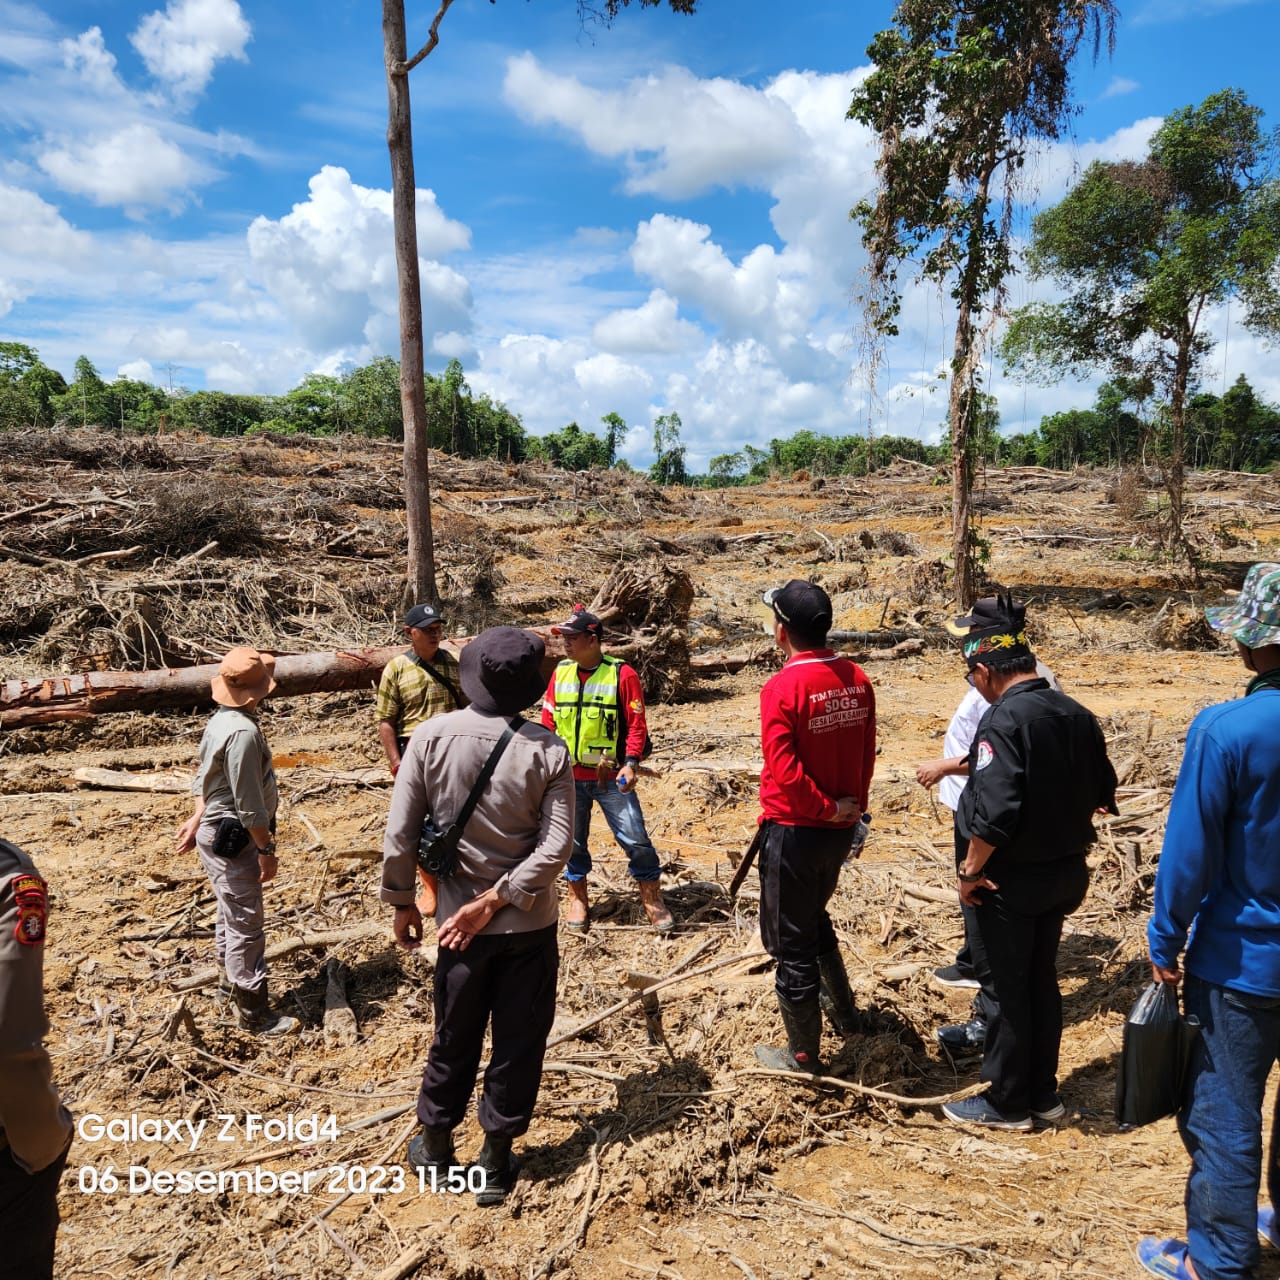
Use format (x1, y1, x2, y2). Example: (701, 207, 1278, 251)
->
(975, 739, 994, 771)
(12, 873, 47, 945)
(628, 698, 643, 716)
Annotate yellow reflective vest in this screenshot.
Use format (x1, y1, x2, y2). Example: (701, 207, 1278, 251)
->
(551, 656, 626, 767)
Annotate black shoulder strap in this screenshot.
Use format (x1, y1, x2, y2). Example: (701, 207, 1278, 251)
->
(446, 717, 524, 841)
(411, 650, 463, 710)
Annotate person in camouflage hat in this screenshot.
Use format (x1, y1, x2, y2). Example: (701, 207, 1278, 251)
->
(1140, 563, 1280, 1280)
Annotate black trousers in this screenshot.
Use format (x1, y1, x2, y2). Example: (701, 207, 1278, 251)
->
(967, 855, 1089, 1114)
(0, 1139, 69, 1280)
(417, 925, 558, 1139)
(758, 821, 855, 1004)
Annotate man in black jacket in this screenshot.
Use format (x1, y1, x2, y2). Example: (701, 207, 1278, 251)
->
(939, 596, 1117, 1132)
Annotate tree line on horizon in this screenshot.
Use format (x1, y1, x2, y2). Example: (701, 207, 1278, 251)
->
(2, 340, 1278, 484)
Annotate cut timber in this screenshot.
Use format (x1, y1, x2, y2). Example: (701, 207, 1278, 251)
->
(3, 646, 406, 730)
(74, 766, 192, 794)
(323, 958, 359, 1047)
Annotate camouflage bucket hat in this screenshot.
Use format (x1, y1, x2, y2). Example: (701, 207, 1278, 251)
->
(1205, 562, 1280, 648)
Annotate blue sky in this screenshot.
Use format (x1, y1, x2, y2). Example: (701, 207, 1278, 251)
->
(2, 0, 1279, 467)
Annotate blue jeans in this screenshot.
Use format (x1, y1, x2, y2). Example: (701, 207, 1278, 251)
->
(564, 779, 661, 883)
(1179, 974, 1280, 1280)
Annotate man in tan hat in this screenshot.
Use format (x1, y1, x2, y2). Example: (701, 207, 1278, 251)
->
(0, 838, 73, 1279)
(176, 647, 297, 1037)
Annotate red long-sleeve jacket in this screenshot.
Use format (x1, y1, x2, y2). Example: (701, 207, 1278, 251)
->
(759, 650, 876, 827)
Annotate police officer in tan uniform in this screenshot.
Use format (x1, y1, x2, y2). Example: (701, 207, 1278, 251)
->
(0, 838, 73, 1280)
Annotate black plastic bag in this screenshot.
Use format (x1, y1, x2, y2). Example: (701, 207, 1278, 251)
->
(1115, 981, 1202, 1128)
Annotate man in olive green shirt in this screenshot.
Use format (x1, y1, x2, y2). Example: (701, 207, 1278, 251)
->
(376, 604, 466, 777)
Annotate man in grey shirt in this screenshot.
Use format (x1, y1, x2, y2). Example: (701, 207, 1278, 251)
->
(176, 648, 297, 1037)
(383, 627, 573, 1205)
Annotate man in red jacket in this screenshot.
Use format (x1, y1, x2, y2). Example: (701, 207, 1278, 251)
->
(542, 606, 673, 933)
(755, 579, 876, 1073)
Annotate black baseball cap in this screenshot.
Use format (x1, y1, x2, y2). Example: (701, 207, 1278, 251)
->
(551, 605, 603, 637)
(763, 579, 833, 632)
(404, 604, 444, 630)
(946, 594, 1025, 636)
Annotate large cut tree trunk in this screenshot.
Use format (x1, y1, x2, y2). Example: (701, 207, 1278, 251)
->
(2, 648, 407, 729)
(383, 0, 437, 609)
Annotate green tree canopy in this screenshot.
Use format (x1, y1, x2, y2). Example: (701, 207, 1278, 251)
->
(1002, 88, 1280, 544)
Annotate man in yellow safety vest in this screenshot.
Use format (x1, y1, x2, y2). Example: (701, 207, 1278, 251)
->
(541, 605, 674, 933)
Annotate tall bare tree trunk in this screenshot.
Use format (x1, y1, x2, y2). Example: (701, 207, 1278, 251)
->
(383, 0, 437, 609)
(1168, 336, 1191, 552)
(948, 348, 976, 612)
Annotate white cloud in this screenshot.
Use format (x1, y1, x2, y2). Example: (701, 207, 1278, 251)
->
(592, 289, 702, 354)
(37, 123, 214, 212)
(1101, 76, 1140, 99)
(503, 53, 809, 198)
(131, 0, 251, 98)
(117, 358, 157, 382)
(0, 182, 93, 315)
(60, 27, 125, 94)
(246, 166, 474, 359)
(573, 352, 653, 401)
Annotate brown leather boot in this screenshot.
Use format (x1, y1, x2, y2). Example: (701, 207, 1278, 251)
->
(637, 878, 674, 933)
(565, 878, 589, 932)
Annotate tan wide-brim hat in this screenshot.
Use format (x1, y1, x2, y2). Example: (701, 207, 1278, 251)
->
(211, 647, 278, 708)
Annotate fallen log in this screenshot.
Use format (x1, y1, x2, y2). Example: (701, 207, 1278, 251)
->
(74, 766, 191, 793)
(3, 646, 406, 730)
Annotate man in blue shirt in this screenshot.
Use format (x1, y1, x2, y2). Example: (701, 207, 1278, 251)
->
(1140, 563, 1280, 1280)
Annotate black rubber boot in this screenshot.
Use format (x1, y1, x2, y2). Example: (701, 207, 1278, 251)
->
(754, 994, 823, 1074)
(214, 963, 233, 1006)
(817, 950, 862, 1037)
(233, 983, 299, 1037)
(473, 1133, 519, 1206)
(406, 1125, 455, 1174)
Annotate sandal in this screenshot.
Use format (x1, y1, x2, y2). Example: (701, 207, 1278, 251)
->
(1136, 1238, 1195, 1280)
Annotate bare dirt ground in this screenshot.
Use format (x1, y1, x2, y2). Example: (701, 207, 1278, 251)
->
(2, 431, 1280, 1280)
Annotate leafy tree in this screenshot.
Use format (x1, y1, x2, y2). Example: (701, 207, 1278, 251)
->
(1002, 89, 1280, 551)
(650, 411, 687, 485)
(54, 356, 111, 427)
(167, 390, 270, 436)
(382, 0, 699, 608)
(849, 0, 1115, 606)
(707, 451, 747, 485)
(742, 443, 772, 479)
(342, 356, 403, 439)
(600, 412, 627, 465)
(528, 421, 611, 471)
(0, 342, 67, 428)
(277, 373, 345, 434)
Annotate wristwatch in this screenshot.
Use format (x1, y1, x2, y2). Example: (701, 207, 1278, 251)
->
(257, 840, 277, 857)
(957, 869, 983, 883)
